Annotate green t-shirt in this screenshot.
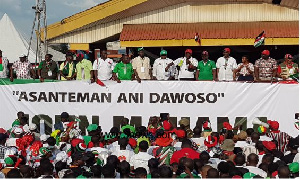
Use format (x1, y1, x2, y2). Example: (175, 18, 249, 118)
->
(113, 62, 133, 80)
(197, 60, 216, 80)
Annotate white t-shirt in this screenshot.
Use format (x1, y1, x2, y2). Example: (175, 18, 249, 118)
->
(92, 58, 114, 80)
(244, 166, 267, 177)
(129, 152, 154, 173)
(111, 149, 134, 162)
(173, 57, 198, 79)
(192, 137, 205, 147)
(152, 58, 175, 80)
(216, 56, 237, 81)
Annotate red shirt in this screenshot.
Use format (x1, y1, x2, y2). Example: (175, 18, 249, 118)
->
(170, 148, 200, 164)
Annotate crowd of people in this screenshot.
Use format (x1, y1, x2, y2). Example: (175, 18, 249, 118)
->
(0, 48, 298, 83)
(0, 111, 298, 178)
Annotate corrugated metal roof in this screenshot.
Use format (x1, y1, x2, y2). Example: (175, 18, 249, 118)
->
(120, 21, 299, 41)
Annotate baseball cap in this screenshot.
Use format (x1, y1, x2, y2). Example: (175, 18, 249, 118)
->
(267, 120, 279, 130)
(261, 50, 270, 56)
(285, 54, 293, 59)
(289, 162, 299, 173)
(185, 49, 192, 54)
(202, 51, 209, 55)
(137, 47, 144, 52)
(19, 54, 27, 58)
(160, 50, 167, 56)
(223, 48, 230, 53)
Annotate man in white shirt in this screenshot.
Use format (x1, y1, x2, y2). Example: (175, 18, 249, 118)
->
(166, 49, 198, 81)
(129, 140, 154, 173)
(111, 138, 134, 162)
(152, 50, 175, 80)
(92, 50, 114, 81)
(216, 48, 237, 81)
(244, 153, 267, 177)
(132, 48, 151, 82)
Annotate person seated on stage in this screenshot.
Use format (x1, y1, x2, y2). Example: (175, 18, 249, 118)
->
(233, 55, 254, 81)
(112, 54, 134, 83)
(10, 54, 36, 82)
(38, 54, 59, 82)
(59, 53, 76, 81)
(278, 54, 299, 80)
(75, 53, 93, 81)
(195, 51, 217, 81)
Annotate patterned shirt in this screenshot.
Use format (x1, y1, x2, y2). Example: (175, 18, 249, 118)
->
(12, 60, 32, 79)
(255, 58, 278, 80)
(236, 63, 254, 76)
(266, 131, 290, 153)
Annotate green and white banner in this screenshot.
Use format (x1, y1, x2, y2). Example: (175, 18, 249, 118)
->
(0, 79, 298, 136)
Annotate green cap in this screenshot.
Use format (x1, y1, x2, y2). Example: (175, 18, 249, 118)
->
(243, 172, 256, 179)
(160, 50, 167, 56)
(289, 162, 299, 173)
(77, 174, 87, 178)
(138, 47, 144, 52)
(4, 157, 14, 165)
(87, 124, 98, 132)
(120, 133, 128, 139)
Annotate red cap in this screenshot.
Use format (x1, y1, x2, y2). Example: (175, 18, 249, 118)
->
(203, 121, 211, 129)
(202, 51, 209, 55)
(223, 48, 231, 53)
(156, 137, 173, 147)
(128, 138, 137, 148)
(267, 120, 279, 130)
(232, 175, 242, 179)
(0, 128, 7, 134)
(71, 138, 84, 147)
(262, 141, 276, 151)
(76, 53, 84, 58)
(204, 136, 218, 148)
(175, 130, 186, 138)
(185, 49, 192, 54)
(223, 122, 233, 130)
(163, 120, 172, 131)
(285, 54, 293, 59)
(261, 50, 270, 56)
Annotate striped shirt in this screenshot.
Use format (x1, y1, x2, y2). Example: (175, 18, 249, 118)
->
(0, 145, 9, 161)
(266, 131, 290, 153)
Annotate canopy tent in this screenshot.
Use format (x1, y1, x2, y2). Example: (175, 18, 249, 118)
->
(0, 13, 65, 63)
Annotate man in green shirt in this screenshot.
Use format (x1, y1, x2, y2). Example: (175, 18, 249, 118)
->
(75, 53, 93, 81)
(113, 55, 134, 83)
(195, 51, 217, 81)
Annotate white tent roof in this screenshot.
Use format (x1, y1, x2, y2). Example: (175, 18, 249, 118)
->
(0, 13, 65, 63)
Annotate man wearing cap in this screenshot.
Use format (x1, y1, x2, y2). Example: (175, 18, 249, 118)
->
(216, 48, 237, 81)
(166, 49, 198, 81)
(59, 53, 76, 80)
(195, 51, 217, 81)
(92, 50, 114, 81)
(38, 54, 59, 82)
(113, 54, 134, 83)
(132, 48, 151, 82)
(0, 50, 9, 78)
(75, 53, 93, 81)
(152, 50, 175, 80)
(10, 54, 36, 82)
(278, 54, 298, 80)
(266, 120, 291, 153)
(233, 55, 254, 81)
(254, 50, 278, 81)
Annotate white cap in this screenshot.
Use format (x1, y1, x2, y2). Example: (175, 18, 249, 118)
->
(13, 127, 24, 135)
(19, 54, 27, 58)
(29, 123, 37, 131)
(40, 134, 49, 141)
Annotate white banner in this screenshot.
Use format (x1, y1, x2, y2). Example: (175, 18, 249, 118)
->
(0, 81, 299, 137)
